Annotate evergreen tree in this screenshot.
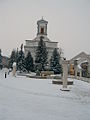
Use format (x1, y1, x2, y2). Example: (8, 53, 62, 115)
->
(25, 51, 34, 72)
(35, 36, 48, 71)
(9, 49, 16, 69)
(0, 49, 3, 69)
(15, 48, 19, 70)
(17, 44, 25, 72)
(50, 48, 62, 74)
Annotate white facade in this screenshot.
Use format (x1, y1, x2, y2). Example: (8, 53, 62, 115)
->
(24, 18, 58, 62)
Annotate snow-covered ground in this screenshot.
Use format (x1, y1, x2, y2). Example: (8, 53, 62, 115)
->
(0, 69, 90, 120)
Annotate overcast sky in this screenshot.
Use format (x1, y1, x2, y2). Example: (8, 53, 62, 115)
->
(0, 0, 90, 59)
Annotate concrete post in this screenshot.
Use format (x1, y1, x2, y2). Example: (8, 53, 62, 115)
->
(75, 66, 77, 79)
(60, 60, 70, 91)
(74, 60, 78, 79)
(88, 63, 90, 77)
(79, 70, 82, 78)
(62, 60, 68, 88)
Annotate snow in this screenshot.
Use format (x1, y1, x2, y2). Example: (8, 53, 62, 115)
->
(0, 69, 90, 120)
(77, 60, 88, 69)
(78, 64, 82, 69)
(13, 62, 16, 67)
(76, 57, 81, 61)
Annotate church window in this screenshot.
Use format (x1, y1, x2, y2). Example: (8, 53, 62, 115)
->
(41, 28, 44, 34)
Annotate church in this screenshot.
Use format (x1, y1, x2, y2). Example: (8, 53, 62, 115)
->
(24, 18, 59, 62)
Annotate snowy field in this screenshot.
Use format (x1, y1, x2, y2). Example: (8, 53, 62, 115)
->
(0, 69, 90, 120)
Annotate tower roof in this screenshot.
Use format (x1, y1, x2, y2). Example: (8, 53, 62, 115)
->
(37, 17, 48, 24)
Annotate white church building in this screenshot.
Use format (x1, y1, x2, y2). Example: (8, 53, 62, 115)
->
(24, 18, 59, 62)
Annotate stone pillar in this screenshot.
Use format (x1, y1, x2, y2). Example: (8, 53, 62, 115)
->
(88, 63, 90, 77)
(74, 60, 78, 79)
(62, 60, 68, 88)
(79, 70, 82, 78)
(12, 62, 16, 76)
(60, 60, 70, 91)
(75, 66, 78, 79)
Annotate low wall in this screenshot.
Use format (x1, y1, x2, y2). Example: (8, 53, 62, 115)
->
(69, 76, 90, 83)
(26, 74, 61, 79)
(26, 75, 47, 79)
(76, 76, 90, 83)
(52, 80, 73, 85)
(17, 72, 27, 76)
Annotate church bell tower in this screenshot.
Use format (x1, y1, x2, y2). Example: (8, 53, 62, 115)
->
(37, 17, 48, 36)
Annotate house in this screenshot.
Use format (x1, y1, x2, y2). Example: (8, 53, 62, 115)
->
(69, 52, 90, 77)
(2, 56, 9, 68)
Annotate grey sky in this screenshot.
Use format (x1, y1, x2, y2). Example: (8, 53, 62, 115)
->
(0, 0, 90, 59)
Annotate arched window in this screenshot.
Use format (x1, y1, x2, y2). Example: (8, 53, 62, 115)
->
(41, 28, 44, 34)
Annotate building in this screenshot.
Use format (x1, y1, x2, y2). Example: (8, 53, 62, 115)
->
(2, 56, 9, 68)
(24, 18, 58, 62)
(70, 52, 90, 64)
(69, 52, 90, 77)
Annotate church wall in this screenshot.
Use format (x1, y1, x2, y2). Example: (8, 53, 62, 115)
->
(26, 40, 38, 46)
(26, 40, 58, 49)
(24, 46, 36, 61)
(45, 42, 57, 48)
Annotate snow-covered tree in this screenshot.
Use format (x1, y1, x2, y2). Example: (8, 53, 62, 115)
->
(17, 44, 25, 72)
(9, 49, 16, 69)
(35, 36, 48, 71)
(50, 48, 62, 74)
(15, 48, 19, 70)
(0, 49, 3, 69)
(25, 51, 34, 72)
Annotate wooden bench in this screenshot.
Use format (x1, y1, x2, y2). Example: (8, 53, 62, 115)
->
(41, 71, 54, 76)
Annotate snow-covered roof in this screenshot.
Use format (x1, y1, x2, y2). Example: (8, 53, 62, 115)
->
(75, 57, 81, 61)
(70, 52, 90, 62)
(78, 64, 82, 69)
(77, 60, 88, 69)
(37, 18, 48, 24)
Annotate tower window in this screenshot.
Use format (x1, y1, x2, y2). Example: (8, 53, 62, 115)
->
(41, 28, 44, 34)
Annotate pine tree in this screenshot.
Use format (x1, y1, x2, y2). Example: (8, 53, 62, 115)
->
(25, 51, 34, 72)
(0, 49, 3, 69)
(35, 36, 48, 71)
(17, 44, 25, 72)
(15, 48, 19, 70)
(9, 49, 16, 69)
(50, 48, 62, 74)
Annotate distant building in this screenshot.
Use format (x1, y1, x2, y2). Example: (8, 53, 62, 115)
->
(2, 56, 9, 68)
(69, 52, 90, 77)
(70, 52, 90, 64)
(24, 18, 59, 62)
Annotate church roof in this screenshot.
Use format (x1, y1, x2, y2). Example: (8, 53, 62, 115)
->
(37, 17, 48, 24)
